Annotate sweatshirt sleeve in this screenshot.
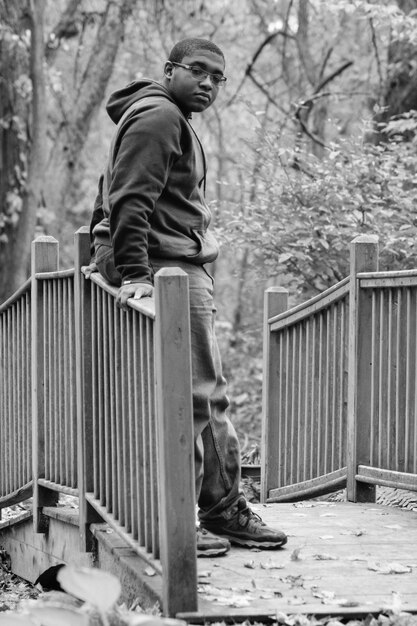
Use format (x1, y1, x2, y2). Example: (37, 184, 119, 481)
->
(89, 174, 104, 258)
(109, 101, 183, 284)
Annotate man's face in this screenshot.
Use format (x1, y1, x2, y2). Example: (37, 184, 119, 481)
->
(164, 49, 225, 114)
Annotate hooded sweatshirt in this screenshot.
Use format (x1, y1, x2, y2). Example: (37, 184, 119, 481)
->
(90, 79, 219, 285)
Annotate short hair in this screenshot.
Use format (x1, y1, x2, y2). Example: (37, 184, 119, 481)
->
(168, 38, 225, 65)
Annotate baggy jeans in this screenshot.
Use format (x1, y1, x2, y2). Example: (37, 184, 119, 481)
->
(95, 245, 242, 518)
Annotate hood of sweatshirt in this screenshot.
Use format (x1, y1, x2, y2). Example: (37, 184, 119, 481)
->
(106, 79, 175, 124)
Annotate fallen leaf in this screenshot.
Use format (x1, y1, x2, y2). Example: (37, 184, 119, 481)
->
(281, 575, 304, 588)
(312, 553, 339, 561)
(57, 567, 121, 611)
(144, 567, 157, 577)
(290, 548, 302, 561)
(260, 559, 285, 570)
(287, 596, 306, 605)
(387, 562, 412, 574)
(367, 560, 412, 574)
(216, 595, 251, 607)
(338, 599, 360, 607)
(311, 587, 335, 602)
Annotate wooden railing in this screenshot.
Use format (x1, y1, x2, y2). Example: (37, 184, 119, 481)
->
(261, 235, 417, 503)
(0, 227, 197, 616)
(0, 279, 32, 507)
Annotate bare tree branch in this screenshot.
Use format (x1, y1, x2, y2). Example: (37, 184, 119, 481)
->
(247, 72, 289, 114)
(315, 60, 353, 94)
(225, 30, 294, 107)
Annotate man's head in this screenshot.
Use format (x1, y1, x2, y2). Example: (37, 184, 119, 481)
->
(163, 38, 226, 114)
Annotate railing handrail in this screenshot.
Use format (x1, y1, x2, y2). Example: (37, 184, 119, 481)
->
(0, 278, 31, 314)
(358, 268, 417, 280)
(270, 267, 417, 332)
(87, 269, 156, 320)
(35, 269, 75, 280)
(269, 276, 349, 330)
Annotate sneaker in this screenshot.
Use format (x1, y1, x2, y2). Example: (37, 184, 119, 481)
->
(196, 527, 230, 557)
(200, 497, 287, 549)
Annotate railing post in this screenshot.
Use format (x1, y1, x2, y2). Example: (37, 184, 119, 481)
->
(261, 287, 289, 503)
(347, 234, 379, 502)
(32, 236, 59, 533)
(74, 226, 101, 551)
(154, 268, 197, 617)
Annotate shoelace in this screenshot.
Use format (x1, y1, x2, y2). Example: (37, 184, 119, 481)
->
(231, 501, 265, 528)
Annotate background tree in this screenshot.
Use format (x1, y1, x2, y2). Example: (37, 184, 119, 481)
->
(0, 0, 46, 298)
(0, 0, 138, 300)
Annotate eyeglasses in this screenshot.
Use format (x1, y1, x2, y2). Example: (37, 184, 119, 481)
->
(171, 62, 227, 87)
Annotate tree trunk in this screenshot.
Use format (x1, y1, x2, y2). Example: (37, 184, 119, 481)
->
(0, 0, 46, 301)
(44, 0, 137, 242)
(376, 0, 417, 125)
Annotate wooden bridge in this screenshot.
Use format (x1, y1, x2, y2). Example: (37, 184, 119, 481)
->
(0, 230, 416, 619)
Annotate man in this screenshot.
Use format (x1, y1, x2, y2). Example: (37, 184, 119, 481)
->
(90, 38, 287, 556)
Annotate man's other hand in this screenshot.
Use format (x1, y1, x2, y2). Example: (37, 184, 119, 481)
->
(116, 282, 154, 311)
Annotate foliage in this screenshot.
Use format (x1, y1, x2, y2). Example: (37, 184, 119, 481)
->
(216, 321, 264, 447)
(223, 113, 417, 299)
(0, 565, 183, 626)
(0, 22, 30, 245)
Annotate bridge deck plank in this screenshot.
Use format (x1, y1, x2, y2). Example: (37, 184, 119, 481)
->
(192, 501, 417, 618)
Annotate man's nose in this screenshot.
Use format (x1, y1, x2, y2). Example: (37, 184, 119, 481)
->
(199, 74, 213, 89)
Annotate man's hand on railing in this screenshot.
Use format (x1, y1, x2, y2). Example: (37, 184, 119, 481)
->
(116, 282, 154, 311)
(83, 261, 98, 278)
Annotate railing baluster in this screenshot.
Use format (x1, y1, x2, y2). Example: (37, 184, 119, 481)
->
(303, 318, 310, 481)
(347, 234, 378, 502)
(149, 319, 159, 557)
(12, 304, 17, 491)
(154, 267, 197, 616)
(25, 293, 31, 485)
(143, 320, 153, 552)
(103, 294, 111, 510)
(138, 315, 146, 545)
(32, 236, 60, 533)
(260, 287, 288, 499)
(311, 315, 317, 480)
(129, 314, 139, 540)
(324, 307, 331, 475)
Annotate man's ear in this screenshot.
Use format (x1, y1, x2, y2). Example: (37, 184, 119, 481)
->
(164, 62, 173, 79)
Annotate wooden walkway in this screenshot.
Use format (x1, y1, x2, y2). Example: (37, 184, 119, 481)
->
(180, 501, 417, 621)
